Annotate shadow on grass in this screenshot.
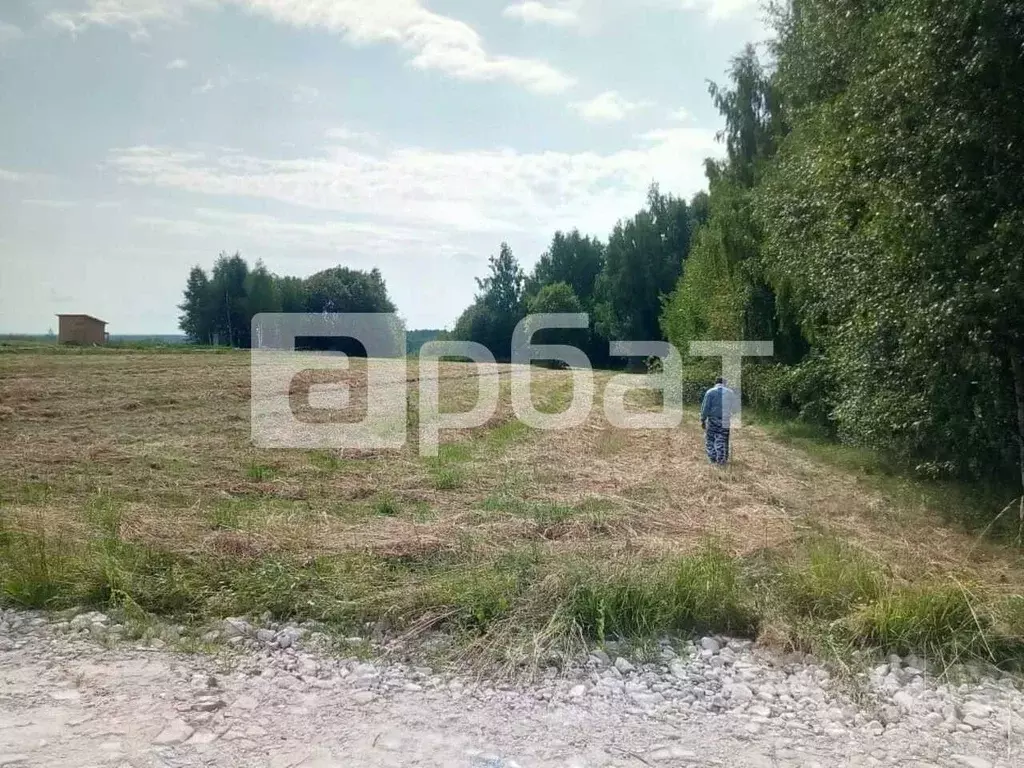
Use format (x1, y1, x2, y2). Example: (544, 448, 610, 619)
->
(745, 410, 1024, 542)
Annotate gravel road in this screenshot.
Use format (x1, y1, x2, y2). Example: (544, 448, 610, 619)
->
(0, 609, 1021, 767)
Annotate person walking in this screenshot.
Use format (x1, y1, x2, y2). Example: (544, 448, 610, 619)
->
(700, 376, 736, 466)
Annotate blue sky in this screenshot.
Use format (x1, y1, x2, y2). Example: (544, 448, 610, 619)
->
(0, 0, 770, 333)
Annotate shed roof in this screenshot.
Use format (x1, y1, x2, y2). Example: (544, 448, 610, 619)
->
(57, 314, 107, 325)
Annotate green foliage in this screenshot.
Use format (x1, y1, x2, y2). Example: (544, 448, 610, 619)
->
(661, 46, 805, 366)
(660, 2, 1024, 494)
(661, 218, 746, 354)
(741, 358, 834, 425)
(756, 0, 1024, 483)
(303, 266, 395, 315)
(406, 329, 444, 355)
(524, 282, 589, 356)
(451, 243, 525, 361)
(525, 230, 605, 310)
(178, 256, 398, 349)
(594, 184, 693, 344)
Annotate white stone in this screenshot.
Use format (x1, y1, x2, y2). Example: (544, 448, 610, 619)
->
(962, 715, 989, 730)
(668, 661, 688, 679)
(961, 701, 992, 719)
(700, 637, 721, 653)
(892, 691, 916, 713)
(191, 697, 226, 712)
(952, 756, 993, 768)
(590, 650, 611, 667)
(153, 719, 194, 746)
(186, 730, 219, 746)
(725, 683, 753, 703)
(220, 617, 251, 638)
(232, 695, 259, 710)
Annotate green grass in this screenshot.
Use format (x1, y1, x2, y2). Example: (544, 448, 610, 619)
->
(2, 517, 1022, 671)
(209, 500, 245, 531)
(308, 451, 350, 472)
(480, 495, 617, 530)
(780, 539, 886, 619)
(746, 408, 1021, 538)
(745, 410, 883, 474)
(374, 492, 400, 516)
(565, 547, 756, 642)
(2, 481, 53, 505)
(846, 583, 1016, 664)
(436, 443, 473, 463)
(431, 466, 465, 491)
(482, 419, 532, 454)
(0, 340, 236, 355)
(245, 463, 275, 481)
(83, 492, 125, 537)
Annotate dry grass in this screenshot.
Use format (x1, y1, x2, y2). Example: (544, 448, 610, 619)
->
(1, 349, 1023, 670)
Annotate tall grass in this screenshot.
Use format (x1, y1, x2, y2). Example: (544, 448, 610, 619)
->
(2, 516, 1022, 671)
(564, 548, 756, 642)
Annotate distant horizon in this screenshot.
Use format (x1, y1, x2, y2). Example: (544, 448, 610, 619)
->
(1, 328, 448, 338)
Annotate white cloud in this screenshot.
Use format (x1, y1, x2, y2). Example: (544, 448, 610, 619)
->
(47, 0, 575, 94)
(191, 68, 259, 94)
(136, 207, 455, 256)
(106, 126, 719, 246)
(502, 1, 580, 27)
(668, 107, 692, 122)
(324, 126, 379, 147)
(0, 168, 54, 184)
(166, 57, 188, 69)
(193, 78, 217, 94)
(22, 199, 79, 209)
(47, 0, 202, 38)
(0, 168, 26, 183)
(679, 0, 761, 22)
(570, 91, 650, 122)
(505, 0, 764, 30)
(292, 84, 319, 104)
(0, 20, 24, 46)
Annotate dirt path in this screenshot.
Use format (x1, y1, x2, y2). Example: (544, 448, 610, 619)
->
(1, 610, 1019, 768)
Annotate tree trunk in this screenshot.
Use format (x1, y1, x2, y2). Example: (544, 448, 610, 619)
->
(1011, 346, 1024, 521)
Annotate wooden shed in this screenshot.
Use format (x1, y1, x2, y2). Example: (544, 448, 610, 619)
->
(57, 314, 108, 345)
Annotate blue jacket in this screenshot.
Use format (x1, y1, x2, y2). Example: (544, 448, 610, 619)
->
(700, 384, 736, 427)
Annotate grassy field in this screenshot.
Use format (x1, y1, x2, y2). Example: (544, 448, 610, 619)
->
(1, 349, 1023, 674)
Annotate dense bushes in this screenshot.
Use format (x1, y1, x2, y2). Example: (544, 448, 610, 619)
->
(660, 2, 1024, 492)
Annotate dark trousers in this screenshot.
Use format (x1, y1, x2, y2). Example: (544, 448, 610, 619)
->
(705, 421, 730, 465)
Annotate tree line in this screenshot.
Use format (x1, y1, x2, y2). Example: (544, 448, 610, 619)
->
(671, 0, 1024, 490)
(449, 185, 707, 368)
(450, 0, 1024, 490)
(178, 253, 396, 348)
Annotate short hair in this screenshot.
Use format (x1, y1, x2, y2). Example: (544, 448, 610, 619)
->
(715, 376, 725, 385)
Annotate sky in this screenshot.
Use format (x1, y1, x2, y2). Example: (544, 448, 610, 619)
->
(0, 0, 772, 334)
